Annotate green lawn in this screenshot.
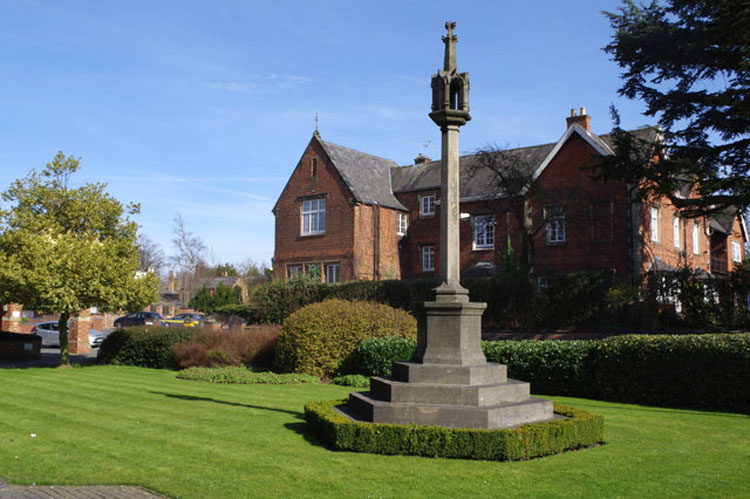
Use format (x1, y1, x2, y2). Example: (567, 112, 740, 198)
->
(0, 365, 748, 498)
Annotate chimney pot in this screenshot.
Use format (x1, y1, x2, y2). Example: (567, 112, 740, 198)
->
(565, 106, 591, 132)
(414, 153, 431, 165)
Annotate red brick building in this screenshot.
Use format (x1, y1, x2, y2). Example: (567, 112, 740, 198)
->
(272, 110, 747, 284)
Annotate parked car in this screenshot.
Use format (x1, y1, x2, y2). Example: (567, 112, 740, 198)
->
(161, 313, 205, 328)
(113, 311, 163, 329)
(30, 321, 104, 348)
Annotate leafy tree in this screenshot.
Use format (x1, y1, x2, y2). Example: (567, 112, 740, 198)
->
(600, 0, 750, 216)
(188, 283, 241, 313)
(210, 263, 238, 277)
(188, 285, 214, 313)
(0, 152, 159, 366)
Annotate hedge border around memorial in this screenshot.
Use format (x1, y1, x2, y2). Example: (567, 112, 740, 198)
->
(304, 399, 603, 461)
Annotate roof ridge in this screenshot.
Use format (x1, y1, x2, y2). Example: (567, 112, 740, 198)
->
(320, 139, 398, 165)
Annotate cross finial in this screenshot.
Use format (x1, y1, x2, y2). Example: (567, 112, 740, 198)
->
(314, 112, 320, 137)
(445, 21, 455, 38)
(442, 21, 458, 72)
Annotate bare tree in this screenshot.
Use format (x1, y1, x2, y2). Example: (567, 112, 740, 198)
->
(137, 233, 165, 274)
(471, 144, 593, 273)
(170, 215, 208, 273)
(170, 215, 209, 304)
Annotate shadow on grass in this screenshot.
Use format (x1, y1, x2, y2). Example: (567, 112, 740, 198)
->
(284, 421, 327, 449)
(555, 398, 748, 419)
(150, 391, 305, 418)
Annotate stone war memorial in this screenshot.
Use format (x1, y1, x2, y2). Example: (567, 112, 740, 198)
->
(305, 22, 602, 460)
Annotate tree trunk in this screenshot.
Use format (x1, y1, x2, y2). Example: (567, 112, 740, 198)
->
(58, 312, 70, 367)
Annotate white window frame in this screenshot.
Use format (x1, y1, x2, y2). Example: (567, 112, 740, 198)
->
(421, 245, 435, 272)
(673, 217, 681, 249)
(732, 241, 742, 263)
(301, 198, 326, 235)
(397, 212, 408, 236)
(420, 194, 435, 217)
(545, 206, 566, 244)
(650, 206, 660, 243)
(325, 263, 340, 283)
(692, 222, 700, 255)
(473, 215, 494, 249)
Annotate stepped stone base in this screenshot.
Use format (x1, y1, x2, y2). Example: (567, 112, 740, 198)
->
(349, 390, 553, 429)
(348, 361, 554, 430)
(345, 299, 556, 430)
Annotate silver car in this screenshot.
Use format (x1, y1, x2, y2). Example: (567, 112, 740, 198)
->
(30, 321, 104, 348)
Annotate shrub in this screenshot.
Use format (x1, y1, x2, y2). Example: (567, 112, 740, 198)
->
(589, 333, 750, 413)
(346, 333, 750, 413)
(482, 340, 596, 397)
(189, 283, 242, 314)
(213, 304, 260, 323)
(253, 276, 329, 324)
(176, 366, 319, 384)
(305, 399, 603, 461)
(353, 336, 418, 377)
(274, 299, 417, 378)
(171, 325, 280, 369)
(331, 374, 370, 388)
(98, 326, 199, 369)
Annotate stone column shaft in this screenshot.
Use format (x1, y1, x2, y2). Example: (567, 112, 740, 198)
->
(440, 125, 461, 286)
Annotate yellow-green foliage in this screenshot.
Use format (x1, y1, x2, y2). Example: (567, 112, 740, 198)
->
(275, 299, 416, 378)
(305, 399, 603, 461)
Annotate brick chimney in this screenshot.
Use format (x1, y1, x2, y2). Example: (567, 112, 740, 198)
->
(414, 153, 431, 165)
(565, 107, 591, 132)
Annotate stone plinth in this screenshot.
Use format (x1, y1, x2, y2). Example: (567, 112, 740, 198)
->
(413, 301, 486, 366)
(346, 301, 555, 430)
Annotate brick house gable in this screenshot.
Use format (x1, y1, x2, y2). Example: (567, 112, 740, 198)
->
(273, 133, 406, 282)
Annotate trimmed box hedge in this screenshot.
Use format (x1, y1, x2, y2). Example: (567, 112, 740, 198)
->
(350, 333, 750, 413)
(305, 399, 603, 461)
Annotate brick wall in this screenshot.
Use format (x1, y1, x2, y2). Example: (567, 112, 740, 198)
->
(273, 136, 356, 281)
(1, 303, 24, 333)
(531, 133, 631, 277)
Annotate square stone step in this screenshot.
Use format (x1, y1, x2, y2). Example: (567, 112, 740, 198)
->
(392, 361, 507, 385)
(370, 376, 530, 406)
(348, 391, 554, 430)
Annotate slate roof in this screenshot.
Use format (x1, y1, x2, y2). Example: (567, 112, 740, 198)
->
(311, 126, 660, 211)
(709, 207, 741, 235)
(319, 139, 407, 211)
(391, 143, 555, 200)
(598, 126, 660, 152)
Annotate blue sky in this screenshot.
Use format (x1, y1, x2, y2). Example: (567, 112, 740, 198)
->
(0, 0, 651, 269)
